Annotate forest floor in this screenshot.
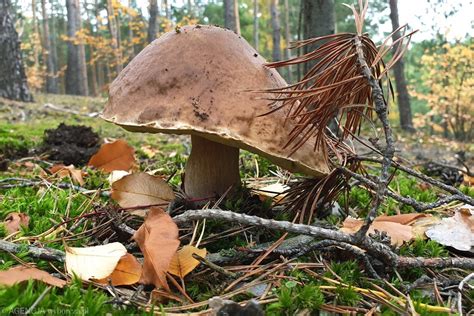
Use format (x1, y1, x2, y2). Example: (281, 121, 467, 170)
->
(0, 94, 473, 315)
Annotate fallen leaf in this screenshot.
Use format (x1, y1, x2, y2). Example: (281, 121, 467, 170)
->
(253, 183, 290, 204)
(111, 173, 175, 209)
(341, 217, 413, 246)
(140, 145, 159, 158)
(0, 265, 66, 288)
(133, 207, 180, 290)
(88, 139, 135, 172)
(96, 253, 142, 286)
(4, 212, 30, 234)
(374, 213, 429, 225)
(49, 164, 85, 186)
(426, 205, 474, 253)
(168, 245, 207, 278)
(108, 170, 131, 186)
(464, 174, 474, 186)
(65, 242, 127, 280)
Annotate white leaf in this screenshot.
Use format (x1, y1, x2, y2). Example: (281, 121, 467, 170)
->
(65, 242, 127, 280)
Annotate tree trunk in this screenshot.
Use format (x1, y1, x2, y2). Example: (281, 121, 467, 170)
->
(65, 0, 88, 96)
(147, 0, 158, 43)
(49, 0, 59, 92)
(302, 0, 335, 73)
(283, 0, 292, 81)
(388, 0, 414, 131)
(253, 0, 258, 49)
(270, 0, 281, 62)
(0, 0, 33, 101)
(41, 0, 58, 93)
(127, 0, 134, 59)
(83, 0, 97, 96)
(163, 0, 170, 21)
(106, 0, 123, 75)
(224, 0, 240, 34)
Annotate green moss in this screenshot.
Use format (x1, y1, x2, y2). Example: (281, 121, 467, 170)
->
(0, 279, 150, 315)
(266, 281, 324, 315)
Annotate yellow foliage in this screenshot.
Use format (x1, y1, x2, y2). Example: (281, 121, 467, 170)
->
(415, 43, 473, 140)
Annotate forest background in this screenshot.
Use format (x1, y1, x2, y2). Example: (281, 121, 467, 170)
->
(7, 0, 473, 141)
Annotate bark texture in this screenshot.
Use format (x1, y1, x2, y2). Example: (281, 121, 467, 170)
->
(302, 0, 335, 73)
(389, 0, 414, 131)
(224, 0, 240, 34)
(65, 0, 88, 95)
(0, 0, 33, 101)
(270, 0, 281, 61)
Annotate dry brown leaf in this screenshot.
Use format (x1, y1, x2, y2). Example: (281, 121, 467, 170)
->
(133, 207, 180, 290)
(0, 265, 66, 288)
(464, 174, 474, 187)
(49, 164, 85, 186)
(426, 205, 474, 253)
(111, 172, 175, 208)
(4, 212, 30, 234)
(88, 139, 135, 172)
(96, 253, 142, 286)
(168, 245, 207, 278)
(374, 213, 429, 225)
(341, 217, 413, 246)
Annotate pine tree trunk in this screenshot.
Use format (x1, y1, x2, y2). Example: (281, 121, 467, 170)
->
(253, 0, 258, 49)
(163, 0, 170, 21)
(147, 0, 158, 43)
(302, 0, 335, 73)
(389, 0, 414, 131)
(283, 0, 292, 81)
(106, 0, 122, 75)
(270, 0, 281, 62)
(65, 0, 88, 96)
(127, 0, 134, 59)
(0, 0, 33, 101)
(49, 0, 59, 92)
(224, 0, 240, 34)
(41, 0, 58, 93)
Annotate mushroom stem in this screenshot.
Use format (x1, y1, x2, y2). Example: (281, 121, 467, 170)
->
(184, 135, 240, 199)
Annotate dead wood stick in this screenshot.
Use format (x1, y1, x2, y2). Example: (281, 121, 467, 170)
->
(0, 240, 65, 262)
(173, 209, 474, 270)
(357, 156, 474, 204)
(341, 167, 471, 210)
(353, 35, 395, 240)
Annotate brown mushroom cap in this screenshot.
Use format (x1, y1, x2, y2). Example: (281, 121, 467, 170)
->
(102, 25, 329, 177)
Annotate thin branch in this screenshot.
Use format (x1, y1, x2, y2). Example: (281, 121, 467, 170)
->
(173, 209, 474, 270)
(0, 240, 65, 262)
(353, 35, 395, 240)
(340, 167, 471, 211)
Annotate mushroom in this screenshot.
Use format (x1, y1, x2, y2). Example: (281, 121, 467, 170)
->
(102, 25, 329, 198)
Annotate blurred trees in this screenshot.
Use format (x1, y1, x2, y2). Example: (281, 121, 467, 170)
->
(413, 43, 473, 141)
(5, 0, 471, 142)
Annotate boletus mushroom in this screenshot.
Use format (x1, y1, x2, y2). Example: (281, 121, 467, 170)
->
(102, 25, 329, 198)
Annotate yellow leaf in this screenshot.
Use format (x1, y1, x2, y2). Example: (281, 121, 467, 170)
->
(168, 245, 207, 278)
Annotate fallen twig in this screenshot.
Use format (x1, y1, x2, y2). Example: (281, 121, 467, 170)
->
(0, 240, 65, 262)
(173, 209, 474, 270)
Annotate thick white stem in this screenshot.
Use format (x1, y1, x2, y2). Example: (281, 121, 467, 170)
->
(184, 135, 240, 198)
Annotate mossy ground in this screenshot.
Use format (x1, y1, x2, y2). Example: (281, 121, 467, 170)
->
(0, 94, 472, 315)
